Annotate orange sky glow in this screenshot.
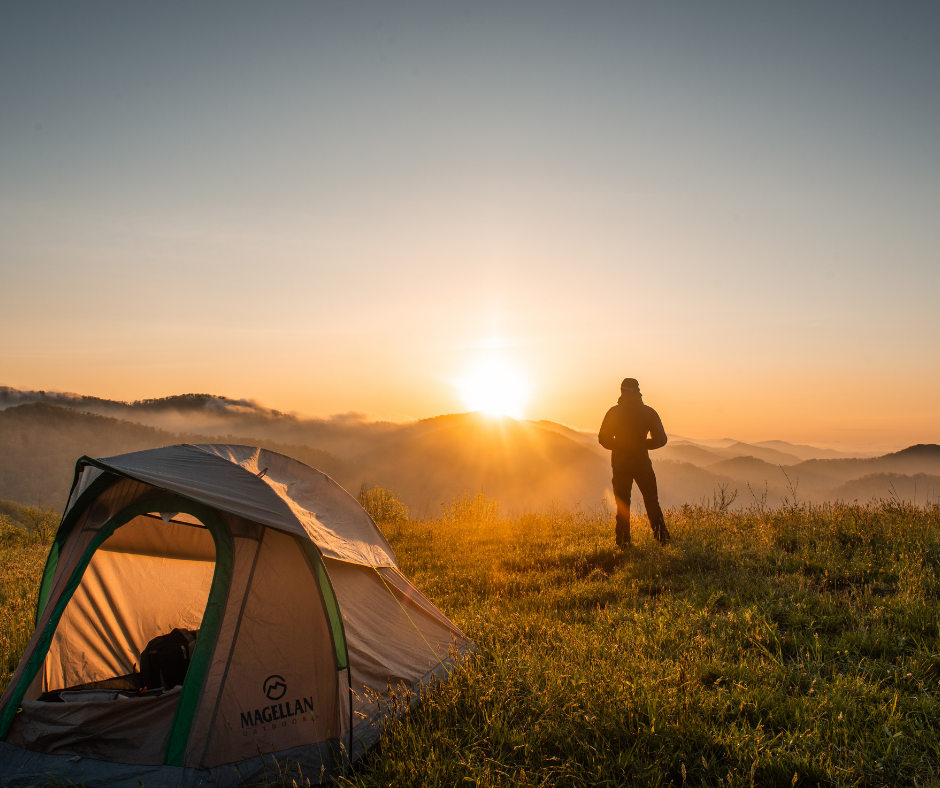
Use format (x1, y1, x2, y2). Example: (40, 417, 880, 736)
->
(2, 4, 938, 453)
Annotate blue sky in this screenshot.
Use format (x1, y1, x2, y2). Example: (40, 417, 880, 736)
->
(1, 2, 937, 447)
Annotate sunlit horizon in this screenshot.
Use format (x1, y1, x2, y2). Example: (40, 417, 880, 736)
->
(1, 4, 938, 455)
(0, 378, 916, 455)
(456, 356, 531, 420)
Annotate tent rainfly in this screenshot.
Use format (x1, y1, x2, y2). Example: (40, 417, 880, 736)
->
(0, 445, 470, 787)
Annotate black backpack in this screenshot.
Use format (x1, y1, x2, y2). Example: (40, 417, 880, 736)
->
(139, 628, 198, 690)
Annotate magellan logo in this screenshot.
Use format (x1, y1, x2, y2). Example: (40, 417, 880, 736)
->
(239, 673, 317, 732)
(263, 674, 287, 701)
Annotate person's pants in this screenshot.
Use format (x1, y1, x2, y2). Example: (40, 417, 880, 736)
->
(612, 461, 670, 545)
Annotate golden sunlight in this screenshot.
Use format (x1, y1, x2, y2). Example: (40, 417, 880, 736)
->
(457, 356, 530, 419)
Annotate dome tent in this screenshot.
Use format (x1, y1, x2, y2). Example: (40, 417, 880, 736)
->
(0, 444, 469, 787)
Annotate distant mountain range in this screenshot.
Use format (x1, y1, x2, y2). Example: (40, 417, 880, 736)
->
(1, 387, 938, 513)
(0, 398, 609, 512)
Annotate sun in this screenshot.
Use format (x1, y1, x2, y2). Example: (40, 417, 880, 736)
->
(457, 357, 530, 419)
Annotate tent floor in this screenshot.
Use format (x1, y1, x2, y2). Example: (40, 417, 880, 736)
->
(0, 644, 473, 788)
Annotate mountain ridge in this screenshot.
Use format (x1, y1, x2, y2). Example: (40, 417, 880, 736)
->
(2, 388, 936, 512)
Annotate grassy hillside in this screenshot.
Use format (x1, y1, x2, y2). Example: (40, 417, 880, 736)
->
(1, 497, 939, 786)
(345, 498, 940, 788)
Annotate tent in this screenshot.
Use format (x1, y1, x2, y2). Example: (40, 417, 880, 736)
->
(0, 444, 470, 787)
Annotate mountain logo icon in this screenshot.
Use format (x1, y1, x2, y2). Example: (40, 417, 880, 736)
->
(263, 675, 287, 701)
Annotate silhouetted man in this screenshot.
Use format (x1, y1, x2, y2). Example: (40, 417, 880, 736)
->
(598, 378, 670, 547)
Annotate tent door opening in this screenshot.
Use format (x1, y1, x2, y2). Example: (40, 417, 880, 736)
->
(38, 510, 217, 699)
(1, 498, 233, 766)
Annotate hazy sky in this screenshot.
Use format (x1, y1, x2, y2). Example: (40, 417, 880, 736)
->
(1, 2, 938, 449)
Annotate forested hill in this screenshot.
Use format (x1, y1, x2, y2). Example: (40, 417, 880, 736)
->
(3, 400, 938, 515)
(0, 403, 364, 507)
(0, 403, 612, 513)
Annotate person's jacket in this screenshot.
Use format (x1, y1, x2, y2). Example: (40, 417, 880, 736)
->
(598, 398, 667, 466)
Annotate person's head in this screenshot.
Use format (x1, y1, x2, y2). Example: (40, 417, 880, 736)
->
(620, 378, 642, 403)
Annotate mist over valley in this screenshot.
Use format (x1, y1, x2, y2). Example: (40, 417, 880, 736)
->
(2, 386, 937, 516)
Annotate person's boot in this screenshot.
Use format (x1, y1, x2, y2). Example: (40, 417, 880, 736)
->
(654, 516, 670, 545)
(616, 523, 632, 548)
(615, 506, 631, 548)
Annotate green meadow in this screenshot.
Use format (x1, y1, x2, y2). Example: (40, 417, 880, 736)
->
(2, 495, 940, 787)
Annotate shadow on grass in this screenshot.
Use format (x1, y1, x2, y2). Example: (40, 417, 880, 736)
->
(499, 548, 624, 578)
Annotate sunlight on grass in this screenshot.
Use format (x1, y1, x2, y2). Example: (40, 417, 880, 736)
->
(353, 496, 940, 788)
(3, 497, 940, 786)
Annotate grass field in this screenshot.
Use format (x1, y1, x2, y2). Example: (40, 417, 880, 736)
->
(2, 496, 940, 787)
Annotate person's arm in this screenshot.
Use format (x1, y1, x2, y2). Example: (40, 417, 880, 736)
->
(646, 409, 667, 450)
(598, 408, 617, 450)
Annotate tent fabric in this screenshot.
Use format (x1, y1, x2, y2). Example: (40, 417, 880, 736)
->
(0, 737, 342, 788)
(15, 477, 169, 706)
(90, 444, 397, 567)
(63, 464, 105, 518)
(38, 477, 160, 622)
(6, 688, 182, 765)
(0, 653, 471, 786)
(349, 644, 473, 760)
(196, 445, 397, 567)
(43, 524, 215, 691)
(180, 527, 265, 767)
(196, 527, 342, 769)
(324, 558, 465, 728)
(0, 444, 469, 787)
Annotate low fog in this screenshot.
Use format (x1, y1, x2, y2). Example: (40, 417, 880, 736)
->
(2, 387, 939, 515)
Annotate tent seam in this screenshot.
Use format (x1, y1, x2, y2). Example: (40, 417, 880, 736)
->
(163, 504, 234, 766)
(92, 445, 398, 568)
(34, 465, 118, 621)
(195, 530, 265, 768)
(297, 541, 354, 765)
(371, 568, 451, 678)
(88, 450, 304, 540)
